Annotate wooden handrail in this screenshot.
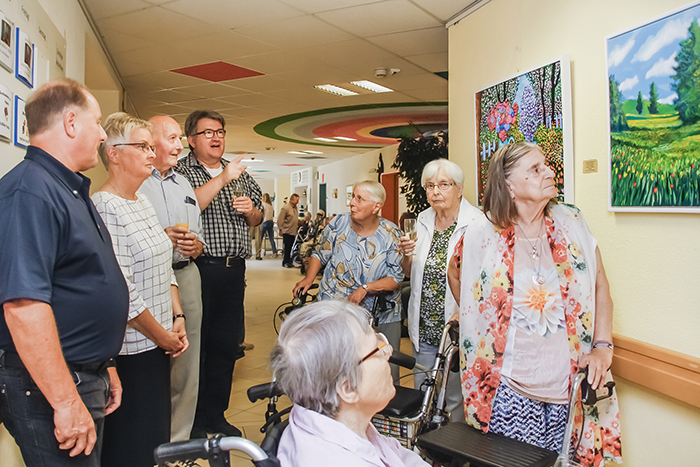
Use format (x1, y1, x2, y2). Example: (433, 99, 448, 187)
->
(611, 333, 700, 408)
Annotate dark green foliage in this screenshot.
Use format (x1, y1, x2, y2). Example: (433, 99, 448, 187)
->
(636, 91, 644, 115)
(649, 82, 659, 115)
(672, 20, 700, 124)
(392, 133, 448, 215)
(609, 75, 629, 131)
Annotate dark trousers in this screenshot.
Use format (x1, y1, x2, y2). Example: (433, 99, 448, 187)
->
(101, 348, 170, 467)
(282, 233, 295, 266)
(261, 220, 277, 254)
(194, 257, 246, 429)
(0, 362, 109, 467)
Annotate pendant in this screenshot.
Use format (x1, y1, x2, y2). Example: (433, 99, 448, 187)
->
(531, 249, 540, 261)
(532, 273, 546, 286)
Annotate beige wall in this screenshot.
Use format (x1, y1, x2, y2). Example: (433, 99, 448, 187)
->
(449, 0, 700, 464)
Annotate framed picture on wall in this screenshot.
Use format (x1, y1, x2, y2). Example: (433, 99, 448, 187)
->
(0, 11, 13, 72)
(14, 95, 28, 148)
(606, 1, 700, 212)
(0, 83, 12, 142)
(15, 27, 33, 88)
(474, 56, 574, 205)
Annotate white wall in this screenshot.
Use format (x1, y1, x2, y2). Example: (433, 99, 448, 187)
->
(448, 0, 700, 464)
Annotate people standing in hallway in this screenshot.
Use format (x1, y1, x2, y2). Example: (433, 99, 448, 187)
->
(138, 115, 205, 442)
(175, 110, 263, 438)
(92, 112, 188, 467)
(278, 192, 300, 268)
(294, 181, 404, 381)
(261, 192, 278, 257)
(0, 79, 128, 467)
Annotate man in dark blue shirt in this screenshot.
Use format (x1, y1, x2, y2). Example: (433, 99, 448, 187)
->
(0, 79, 129, 467)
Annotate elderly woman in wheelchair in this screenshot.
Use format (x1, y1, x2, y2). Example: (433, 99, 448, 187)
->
(270, 300, 429, 467)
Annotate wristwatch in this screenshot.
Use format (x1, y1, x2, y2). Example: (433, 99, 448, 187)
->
(361, 284, 369, 292)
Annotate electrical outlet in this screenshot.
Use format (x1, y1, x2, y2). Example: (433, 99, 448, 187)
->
(583, 159, 598, 173)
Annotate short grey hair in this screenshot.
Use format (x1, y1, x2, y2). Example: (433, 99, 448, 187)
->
(98, 112, 152, 169)
(353, 180, 385, 204)
(269, 300, 373, 418)
(421, 159, 464, 187)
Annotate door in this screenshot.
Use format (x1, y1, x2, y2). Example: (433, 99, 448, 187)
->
(318, 183, 326, 214)
(380, 172, 399, 225)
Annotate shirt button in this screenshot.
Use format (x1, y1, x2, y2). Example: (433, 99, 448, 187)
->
(73, 190, 78, 195)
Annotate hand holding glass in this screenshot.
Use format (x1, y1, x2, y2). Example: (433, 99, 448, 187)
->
(403, 219, 417, 256)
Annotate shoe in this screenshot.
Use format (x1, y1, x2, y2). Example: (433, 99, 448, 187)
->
(242, 342, 254, 351)
(283, 263, 293, 268)
(206, 421, 242, 437)
(256, 256, 262, 260)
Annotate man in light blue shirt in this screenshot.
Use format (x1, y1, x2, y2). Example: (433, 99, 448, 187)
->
(139, 115, 204, 441)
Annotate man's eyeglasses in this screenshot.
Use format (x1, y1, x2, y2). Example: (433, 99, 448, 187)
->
(359, 332, 391, 364)
(194, 129, 226, 139)
(113, 142, 156, 154)
(424, 182, 455, 192)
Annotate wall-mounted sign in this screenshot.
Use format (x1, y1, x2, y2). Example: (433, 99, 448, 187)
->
(0, 83, 12, 142)
(15, 27, 33, 88)
(14, 95, 28, 148)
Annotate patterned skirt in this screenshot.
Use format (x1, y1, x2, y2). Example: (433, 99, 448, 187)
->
(489, 382, 568, 452)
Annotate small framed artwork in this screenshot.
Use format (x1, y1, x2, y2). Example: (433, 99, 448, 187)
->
(0, 11, 13, 72)
(15, 27, 33, 88)
(0, 83, 12, 141)
(14, 95, 28, 148)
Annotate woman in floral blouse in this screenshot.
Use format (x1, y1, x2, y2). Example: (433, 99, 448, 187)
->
(448, 142, 622, 467)
(397, 159, 482, 422)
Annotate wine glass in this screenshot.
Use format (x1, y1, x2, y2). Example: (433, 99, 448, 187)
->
(404, 218, 417, 256)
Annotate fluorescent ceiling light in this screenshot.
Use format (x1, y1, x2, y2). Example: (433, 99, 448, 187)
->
(350, 80, 393, 93)
(288, 151, 307, 155)
(303, 150, 323, 154)
(314, 84, 358, 96)
(334, 136, 356, 141)
(314, 137, 337, 142)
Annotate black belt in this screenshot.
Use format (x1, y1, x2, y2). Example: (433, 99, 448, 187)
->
(173, 260, 191, 270)
(0, 350, 109, 373)
(197, 256, 244, 267)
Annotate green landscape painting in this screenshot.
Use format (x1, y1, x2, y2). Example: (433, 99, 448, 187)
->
(607, 1, 700, 211)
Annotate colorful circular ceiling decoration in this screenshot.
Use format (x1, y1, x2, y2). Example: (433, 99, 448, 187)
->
(254, 102, 447, 149)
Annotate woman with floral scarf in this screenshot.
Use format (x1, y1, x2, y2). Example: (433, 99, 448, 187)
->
(447, 142, 622, 466)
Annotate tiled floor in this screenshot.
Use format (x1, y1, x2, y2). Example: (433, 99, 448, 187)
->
(219, 253, 414, 466)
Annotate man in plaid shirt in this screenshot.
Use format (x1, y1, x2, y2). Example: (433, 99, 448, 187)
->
(175, 110, 262, 438)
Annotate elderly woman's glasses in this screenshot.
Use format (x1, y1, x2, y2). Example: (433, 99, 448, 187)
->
(424, 182, 454, 192)
(194, 129, 226, 139)
(359, 333, 391, 364)
(113, 142, 156, 154)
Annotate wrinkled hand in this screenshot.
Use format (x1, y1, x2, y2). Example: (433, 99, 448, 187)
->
(164, 226, 189, 248)
(170, 318, 189, 358)
(174, 231, 202, 258)
(221, 155, 247, 184)
(347, 286, 367, 305)
(398, 235, 416, 256)
(579, 347, 613, 390)
(232, 196, 254, 215)
(53, 398, 96, 457)
(159, 329, 186, 356)
(105, 367, 122, 416)
(293, 277, 313, 298)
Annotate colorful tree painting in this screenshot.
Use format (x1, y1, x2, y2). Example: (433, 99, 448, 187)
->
(475, 57, 573, 204)
(606, 2, 700, 211)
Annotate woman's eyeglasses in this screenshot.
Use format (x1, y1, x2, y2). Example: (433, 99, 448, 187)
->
(359, 332, 391, 364)
(113, 142, 156, 154)
(424, 182, 455, 192)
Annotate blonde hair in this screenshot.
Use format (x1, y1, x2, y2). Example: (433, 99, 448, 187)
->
(98, 112, 152, 169)
(353, 180, 385, 204)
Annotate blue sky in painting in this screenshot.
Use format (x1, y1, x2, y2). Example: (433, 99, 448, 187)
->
(607, 3, 700, 105)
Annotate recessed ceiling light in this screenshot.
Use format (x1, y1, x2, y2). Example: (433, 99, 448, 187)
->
(314, 137, 337, 142)
(288, 151, 307, 155)
(350, 80, 393, 93)
(303, 150, 323, 154)
(334, 136, 356, 141)
(314, 84, 358, 96)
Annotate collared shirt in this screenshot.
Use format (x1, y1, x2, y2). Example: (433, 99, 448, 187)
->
(175, 152, 262, 258)
(139, 167, 205, 262)
(313, 213, 404, 324)
(92, 191, 177, 355)
(278, 405, 429, 467)
(0, 146, 129, 364)
(277, 202, 299, 235)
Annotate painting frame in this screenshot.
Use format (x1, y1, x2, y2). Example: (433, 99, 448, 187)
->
(14, 95, 28, 148)
(0, 83, 12, 142)
(14, 27, 33, 89)
(606, 0, 700, 213)
(474, 56, 574, 206)
(0, 11, 14, 73)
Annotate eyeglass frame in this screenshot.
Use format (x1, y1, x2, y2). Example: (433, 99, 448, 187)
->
(193, 128, 227, 139)
(359, 332, 391, 364)
(112, 142, 156, 154)
(423, 181, 455, 192)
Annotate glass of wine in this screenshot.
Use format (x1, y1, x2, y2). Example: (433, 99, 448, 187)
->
(404, 218, 417, 256)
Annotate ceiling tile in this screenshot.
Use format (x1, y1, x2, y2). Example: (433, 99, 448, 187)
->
(100, 30, 152, 55)
(169, 83, 254, 99)
(124, 71, 205, 89)
(83, 0, 152, 20)
(295, 39, 396, 69)
(223, 75, 300, 93)
(410, 0, 474, 22)
(315, 0, 441, 37)
(235, 15, 353, 50)
(366, 26, 447, 56)
(377, 72, 446, 91)
(162, 0, 304, 30)
(401, 87, 448, 101)
(277, 0, 383, 14)
(184, 32, 282, 61)
(404, 52, 448, 72)
(172, 62, 264, 82)
(232, 51, 321, 76)
(215, 93, 288, 107)
(332, 56, 426, 78)
(148, 89, 201, 104)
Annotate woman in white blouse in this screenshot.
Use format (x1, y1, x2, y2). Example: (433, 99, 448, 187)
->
(92, 113, 189, 467)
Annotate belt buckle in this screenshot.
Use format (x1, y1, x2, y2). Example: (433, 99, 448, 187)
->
(225, 256, 235, 267)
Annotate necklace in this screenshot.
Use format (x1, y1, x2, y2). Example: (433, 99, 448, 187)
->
(515, 219, 546, 286)
(108, 181, 127, 199)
